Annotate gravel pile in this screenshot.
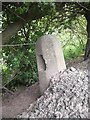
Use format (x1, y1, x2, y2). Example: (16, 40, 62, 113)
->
(17, 60, 89, 118)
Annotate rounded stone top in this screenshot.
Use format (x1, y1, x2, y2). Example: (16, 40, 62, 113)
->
(37, 34, 60, 41)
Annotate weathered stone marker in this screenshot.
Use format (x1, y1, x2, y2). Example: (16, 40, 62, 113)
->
(36, 35, 66, 95)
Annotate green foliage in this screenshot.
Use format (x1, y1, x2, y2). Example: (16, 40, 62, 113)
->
(1, 2, 87, 91)
(57, 15, 87, 60)
(63, 45, 84, 60)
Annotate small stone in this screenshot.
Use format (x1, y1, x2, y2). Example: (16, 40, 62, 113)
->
(21, 112, 29, 118)
(70, 67, 76, 71)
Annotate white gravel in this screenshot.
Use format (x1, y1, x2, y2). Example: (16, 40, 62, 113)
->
(17, 59, 89, 118)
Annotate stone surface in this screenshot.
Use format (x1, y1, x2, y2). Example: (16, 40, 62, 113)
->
(36, 35, 66, 94)
(17, 59, 89, 118)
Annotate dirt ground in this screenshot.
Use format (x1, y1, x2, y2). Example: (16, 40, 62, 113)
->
(2, 82, 41, 118)
(2, 56, 85, 118)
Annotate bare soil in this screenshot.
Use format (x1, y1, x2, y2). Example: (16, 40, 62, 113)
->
(2, 82, 41, 118)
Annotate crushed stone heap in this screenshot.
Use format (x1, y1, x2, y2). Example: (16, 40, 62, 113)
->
(17, 64, 89, 118)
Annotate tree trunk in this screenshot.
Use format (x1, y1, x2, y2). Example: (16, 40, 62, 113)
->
(2, 21, 24, 45)
(84, 11, 90, 60)
(2, 5, 49, 45)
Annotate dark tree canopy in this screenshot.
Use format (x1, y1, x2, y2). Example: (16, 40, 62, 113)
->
(1, 2, 90, 59)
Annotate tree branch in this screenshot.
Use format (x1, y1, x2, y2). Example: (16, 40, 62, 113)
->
(2, 4, 49, 45)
